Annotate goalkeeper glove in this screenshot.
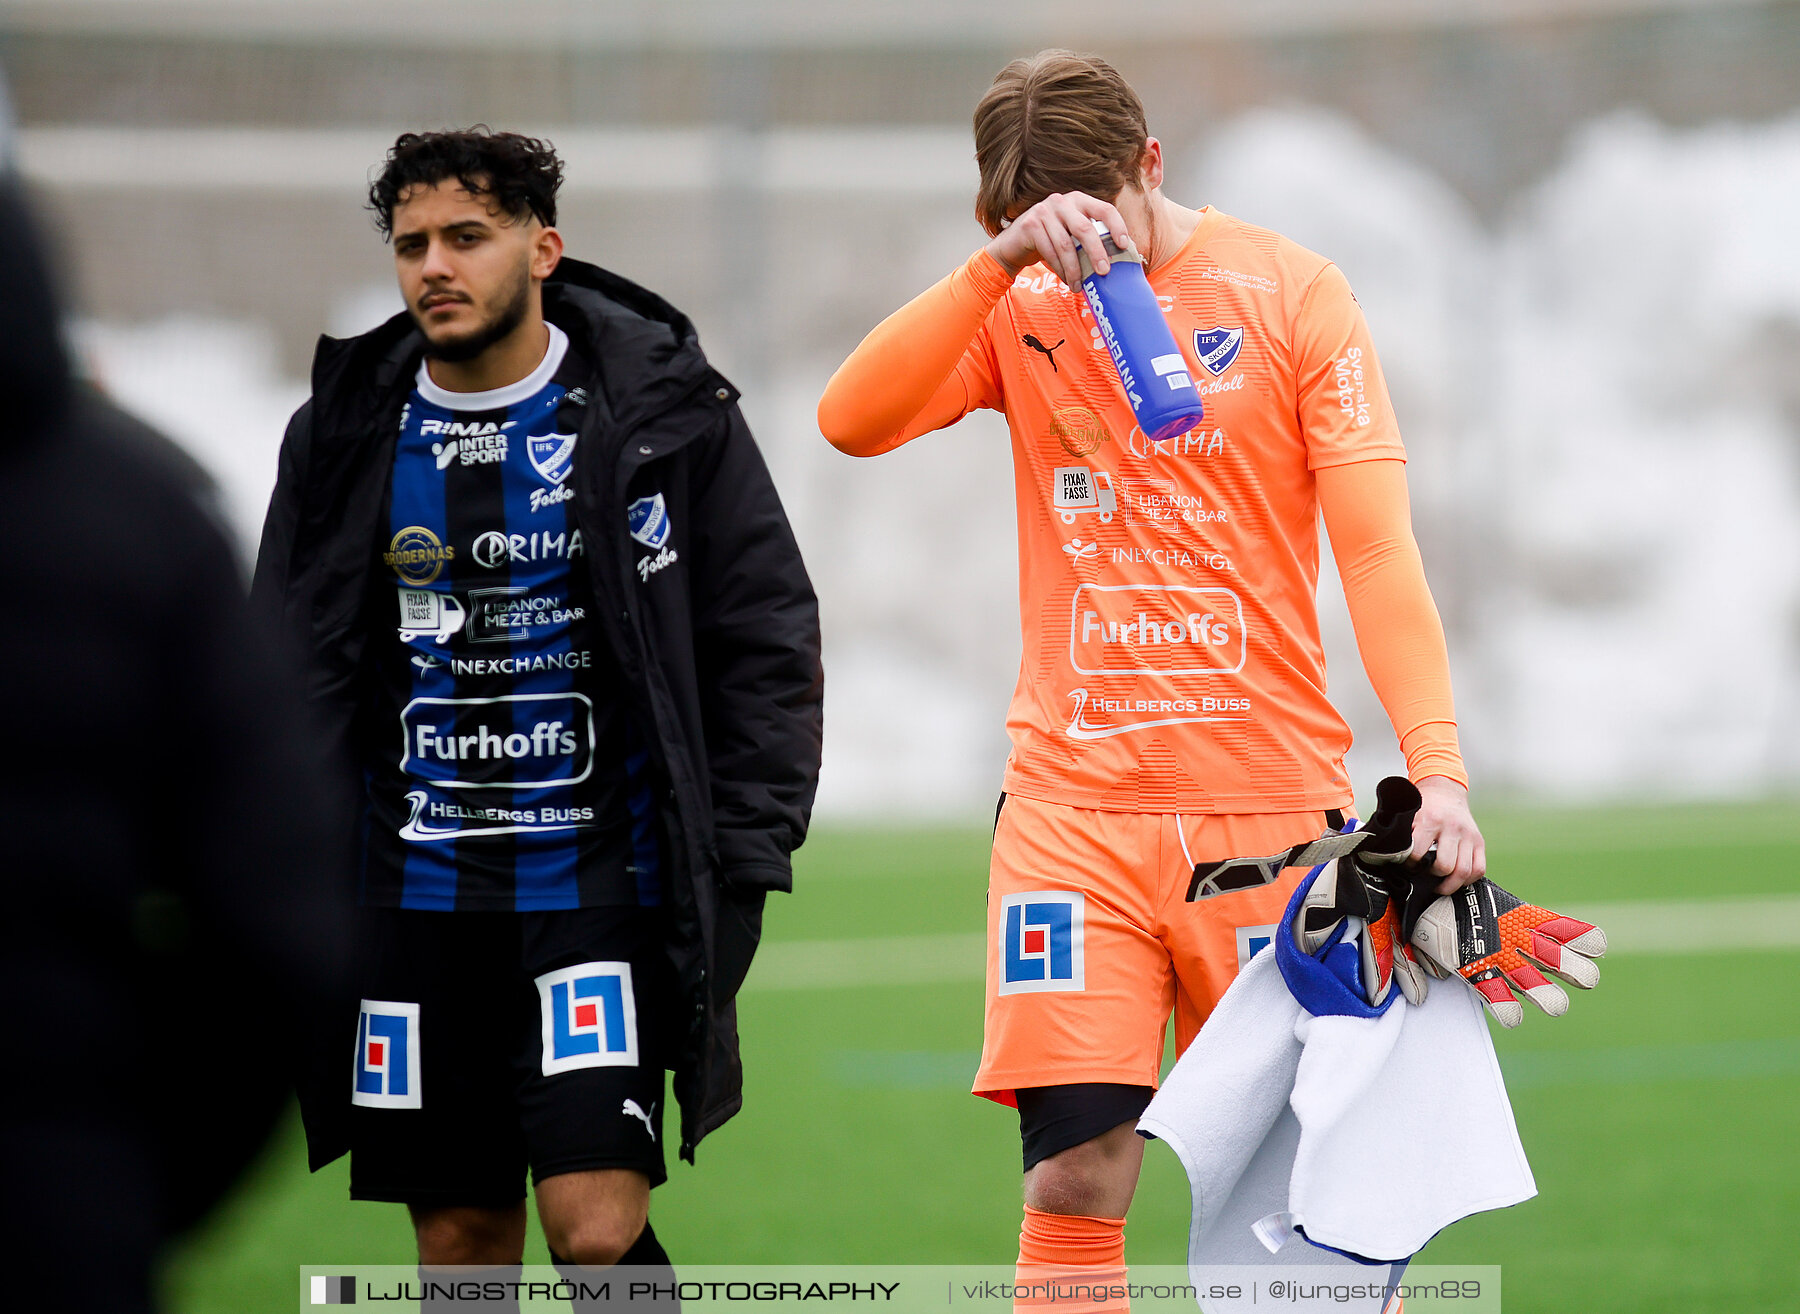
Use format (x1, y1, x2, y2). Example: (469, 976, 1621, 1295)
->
(1408, 879, 1608, 1028)
(1295, 777, 1433, 1007)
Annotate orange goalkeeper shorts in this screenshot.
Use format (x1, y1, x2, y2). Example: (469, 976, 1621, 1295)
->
(974, 794, 1332, 1104)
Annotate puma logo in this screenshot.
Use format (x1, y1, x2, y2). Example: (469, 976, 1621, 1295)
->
(1023, 334, 1065, 373)
(622, 1098, 657, 1140)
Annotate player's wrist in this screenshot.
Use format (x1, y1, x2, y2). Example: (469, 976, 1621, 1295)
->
(975, 243, 1020, 283)
(1407, 763, 1469, 792)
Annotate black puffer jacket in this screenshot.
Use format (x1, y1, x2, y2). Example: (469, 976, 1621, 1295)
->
(252, 257, 824, 1164)
(1, 170, 350, 1313)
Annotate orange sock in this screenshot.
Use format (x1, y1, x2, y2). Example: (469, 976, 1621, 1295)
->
(1015, 1206, 1128, 1314)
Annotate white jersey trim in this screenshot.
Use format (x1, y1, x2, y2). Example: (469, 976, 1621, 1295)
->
(415, 322, 569, 412)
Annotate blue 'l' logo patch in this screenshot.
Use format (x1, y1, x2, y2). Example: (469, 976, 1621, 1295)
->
(352, 999, 421, 1109)
(998, 892, 1086, 995)
(537, 962, 640, 1074)
(1236, 923, 1278, 970)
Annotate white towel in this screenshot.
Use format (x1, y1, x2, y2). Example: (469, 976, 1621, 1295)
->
(1138, 892, 1535, 1312)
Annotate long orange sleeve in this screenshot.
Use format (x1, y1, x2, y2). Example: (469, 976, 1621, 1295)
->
(817, 249, 1015, 456)
(1316, 459, 1468, 787)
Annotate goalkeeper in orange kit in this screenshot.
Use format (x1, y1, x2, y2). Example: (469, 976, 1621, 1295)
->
(818, 49, 1592, 1287)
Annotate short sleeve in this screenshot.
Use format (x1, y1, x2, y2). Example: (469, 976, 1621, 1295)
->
(1293, 263, 1407, 470)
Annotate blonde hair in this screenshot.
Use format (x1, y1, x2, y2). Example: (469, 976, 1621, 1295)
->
(973, 50, 1149, 238)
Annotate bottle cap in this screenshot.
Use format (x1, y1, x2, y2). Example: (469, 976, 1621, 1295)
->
(1077, 219, 1140, 280)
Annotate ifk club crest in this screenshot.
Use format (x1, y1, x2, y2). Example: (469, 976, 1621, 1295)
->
(1193, 327, 1244, 376)
(628, 493, 672, 549)
(528, 430, 578, 485)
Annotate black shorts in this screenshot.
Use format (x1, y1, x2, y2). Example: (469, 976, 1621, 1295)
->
(1015, 1083, 1155, 1172)
(347, 905, 672, 1207)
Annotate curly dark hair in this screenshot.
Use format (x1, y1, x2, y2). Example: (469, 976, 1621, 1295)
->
(367, 127, 563, 238)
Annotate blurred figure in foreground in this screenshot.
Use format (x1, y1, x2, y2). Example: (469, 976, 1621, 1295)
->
(0, 138, 349, 1311)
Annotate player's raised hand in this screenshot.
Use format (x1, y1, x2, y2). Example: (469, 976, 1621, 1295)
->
(1410, 775, 1486, 894)
(987, 191, 1131, 291)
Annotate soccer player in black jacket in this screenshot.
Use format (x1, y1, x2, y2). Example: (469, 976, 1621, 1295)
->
(253, 130, 823, 1285)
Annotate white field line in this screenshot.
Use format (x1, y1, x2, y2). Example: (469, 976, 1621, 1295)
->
(746, 894, 1800, 991)
(1478, 815, 1800, 854)
(747, 932, 987, 992)
(1561, 894, 1800, 955)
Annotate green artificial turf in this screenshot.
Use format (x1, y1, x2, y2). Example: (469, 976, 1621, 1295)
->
(161, 801, 1800, 1312)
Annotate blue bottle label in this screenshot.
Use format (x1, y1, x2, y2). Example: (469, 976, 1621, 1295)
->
(1080, 225, 1206, 444)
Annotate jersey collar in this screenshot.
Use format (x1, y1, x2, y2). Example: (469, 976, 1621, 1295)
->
(1148, 205, 1225, 283)
(414, 321, 570, 412)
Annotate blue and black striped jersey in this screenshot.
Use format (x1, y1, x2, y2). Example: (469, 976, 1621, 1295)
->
(362, 324, 660, 911)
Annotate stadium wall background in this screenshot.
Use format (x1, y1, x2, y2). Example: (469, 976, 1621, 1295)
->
(5, 0, 1798, 814)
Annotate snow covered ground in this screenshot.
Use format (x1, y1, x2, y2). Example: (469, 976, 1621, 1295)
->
(74, 108, 1800, 816)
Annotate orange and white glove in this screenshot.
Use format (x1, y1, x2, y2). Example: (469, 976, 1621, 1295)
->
(1408, 879, 1608, 1028)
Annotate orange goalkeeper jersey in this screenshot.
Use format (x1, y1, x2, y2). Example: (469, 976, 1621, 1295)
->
(825, 207, 1458, 813)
